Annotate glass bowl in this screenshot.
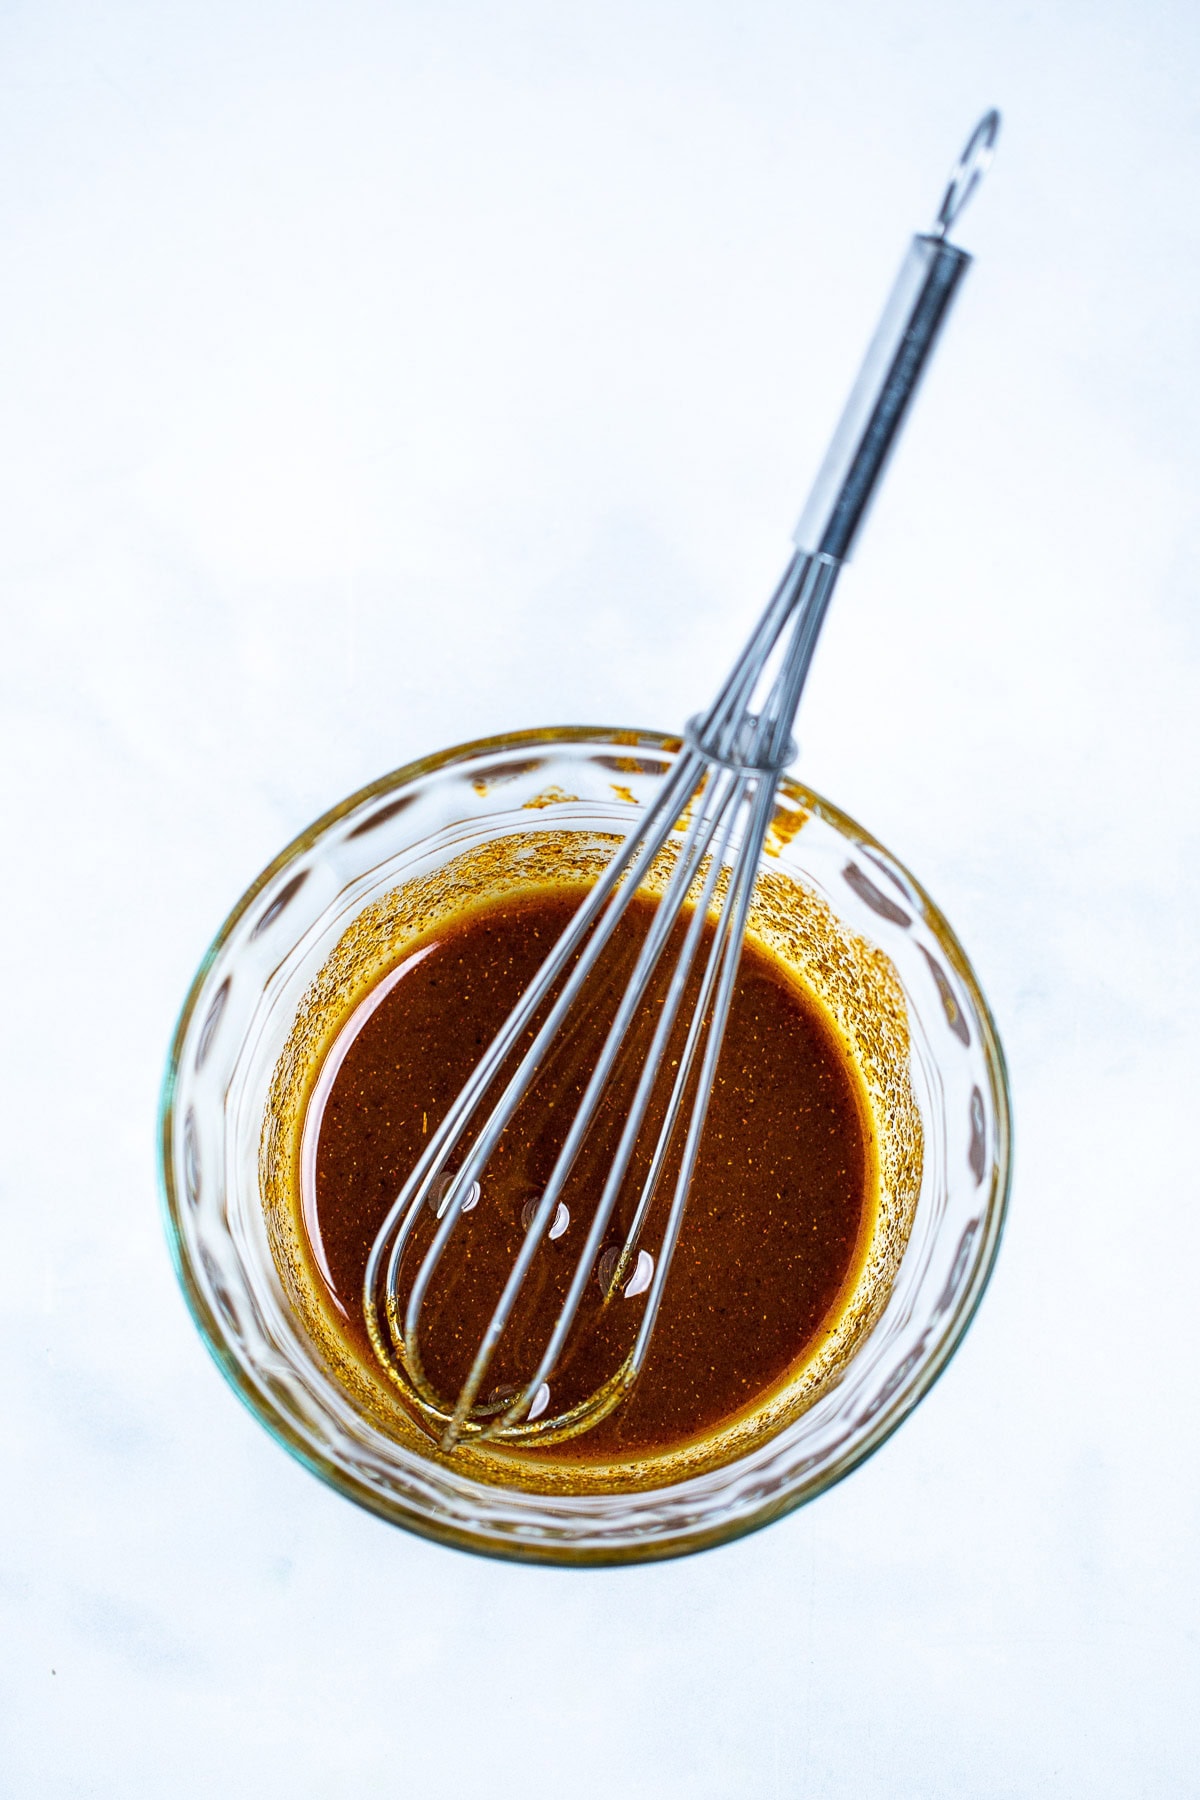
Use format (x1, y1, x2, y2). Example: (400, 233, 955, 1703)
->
(159, 726, 1011, 1565)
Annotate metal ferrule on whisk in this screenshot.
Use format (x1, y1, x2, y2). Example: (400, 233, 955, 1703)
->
(362, 110, 1001, 1452)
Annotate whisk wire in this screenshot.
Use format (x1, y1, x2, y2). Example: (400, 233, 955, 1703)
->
(439, 760, 746, 1444)
(363, 745, 703, 1367)
(485, 768, 753, 1437)
(631, 774, 781, 1371)
(756, 556, 839, 767)
(699, 550, 808, 746)
(593, 777, 750, 1300)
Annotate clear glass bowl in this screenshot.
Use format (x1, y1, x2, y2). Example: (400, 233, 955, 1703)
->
(159, 726, 1011, 1565)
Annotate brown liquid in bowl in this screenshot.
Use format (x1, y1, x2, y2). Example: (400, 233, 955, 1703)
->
(306, 889, 873, 1464)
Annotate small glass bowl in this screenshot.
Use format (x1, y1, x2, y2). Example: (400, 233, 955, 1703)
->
(159, 726, 1011, 1565)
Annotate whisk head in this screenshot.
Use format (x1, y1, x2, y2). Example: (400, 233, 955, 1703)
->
(362, 552, 836, 1450)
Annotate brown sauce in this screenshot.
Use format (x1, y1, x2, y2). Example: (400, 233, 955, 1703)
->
(306, 888, 873, 1464)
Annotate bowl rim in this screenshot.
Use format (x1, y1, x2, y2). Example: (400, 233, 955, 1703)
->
(158, 722, 1013, 1565)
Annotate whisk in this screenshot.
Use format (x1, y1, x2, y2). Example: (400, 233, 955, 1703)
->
(363, 111, 1000, 1451)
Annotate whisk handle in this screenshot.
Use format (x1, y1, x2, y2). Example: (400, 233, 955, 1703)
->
(792, 232, 970, 563)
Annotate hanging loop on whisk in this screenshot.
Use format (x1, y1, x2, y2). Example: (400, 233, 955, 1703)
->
(932, 109, 1001, 240)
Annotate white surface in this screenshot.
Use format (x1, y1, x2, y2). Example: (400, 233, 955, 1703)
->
(2, 4, 1198, 1795)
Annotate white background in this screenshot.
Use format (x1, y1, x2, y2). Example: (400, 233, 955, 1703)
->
(2, 3, 1198, 1794)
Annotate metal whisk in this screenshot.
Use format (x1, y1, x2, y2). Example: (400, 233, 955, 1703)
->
(363, 111, 1000, 1451)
